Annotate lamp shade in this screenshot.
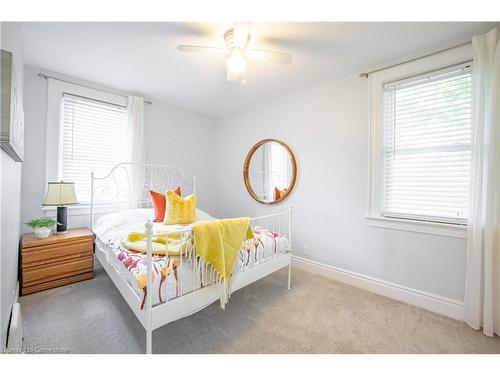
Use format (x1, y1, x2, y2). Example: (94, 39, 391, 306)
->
(43, 181, 78, 206)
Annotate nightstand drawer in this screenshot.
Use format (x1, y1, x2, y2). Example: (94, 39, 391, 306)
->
(22, 238, 93, 267)
(22, 256, 94, 286)
(21, 227, 94, 296)
(21, 272, 94, 296)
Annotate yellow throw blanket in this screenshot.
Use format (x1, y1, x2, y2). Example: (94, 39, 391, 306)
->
(194, 217, 254, 308)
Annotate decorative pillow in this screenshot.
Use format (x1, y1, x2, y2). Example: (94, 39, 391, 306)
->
(150, 187, 181, 222)
(274, 186, 288, 201)
(164, 191, 197, 225)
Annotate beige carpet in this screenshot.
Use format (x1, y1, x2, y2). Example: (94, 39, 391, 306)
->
(19, 258, 500, 354)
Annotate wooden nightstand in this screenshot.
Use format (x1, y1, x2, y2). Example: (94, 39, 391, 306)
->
(21, 227, 94, 296)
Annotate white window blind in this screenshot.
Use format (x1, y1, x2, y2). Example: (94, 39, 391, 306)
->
(61, 93, 128, 203)
(382, 63, 472, 224)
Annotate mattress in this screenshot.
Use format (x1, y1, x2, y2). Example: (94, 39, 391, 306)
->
(93, 209, 289, 308)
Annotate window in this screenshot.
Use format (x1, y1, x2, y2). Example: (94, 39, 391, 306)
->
(368, 46, 473, 237)
(61, 94, 128, 202)
(382, 64, 472, 224)
(267, 142, 291, 194)
(46, 80, 128, 204)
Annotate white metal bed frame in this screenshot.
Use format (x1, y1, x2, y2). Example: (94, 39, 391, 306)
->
(90, 163, 292, 354)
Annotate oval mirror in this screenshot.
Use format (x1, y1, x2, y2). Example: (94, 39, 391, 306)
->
(243, 139, 297, 204)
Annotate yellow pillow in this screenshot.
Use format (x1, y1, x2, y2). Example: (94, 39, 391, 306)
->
(164, 191, 197, 225)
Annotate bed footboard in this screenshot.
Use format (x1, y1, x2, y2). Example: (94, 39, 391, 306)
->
(143, 206, 293, 354)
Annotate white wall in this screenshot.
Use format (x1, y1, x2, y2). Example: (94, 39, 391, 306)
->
(21, 67, 48, 230)
(21, 65, 217, 229)
(144, 101, 216, 214)
(214, 73, 466, 301)
(0, 22, 24, 348)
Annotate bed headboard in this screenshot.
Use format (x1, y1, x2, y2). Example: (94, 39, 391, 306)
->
(90, 162, 195, 227)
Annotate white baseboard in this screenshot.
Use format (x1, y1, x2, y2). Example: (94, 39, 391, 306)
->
(292, 255, 464, 321)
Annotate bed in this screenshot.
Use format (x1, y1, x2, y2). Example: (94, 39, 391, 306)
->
(90, 163, 292, 354)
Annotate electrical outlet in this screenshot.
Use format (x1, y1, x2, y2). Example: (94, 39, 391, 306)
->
(304, 245, 309, 256)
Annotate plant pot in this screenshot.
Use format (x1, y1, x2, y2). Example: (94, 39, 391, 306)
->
(34, 227, 51, 239)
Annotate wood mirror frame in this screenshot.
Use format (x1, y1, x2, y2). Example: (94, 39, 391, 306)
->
(243, 139, 297, 205)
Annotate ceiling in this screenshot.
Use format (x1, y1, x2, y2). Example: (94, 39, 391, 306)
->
(19, 22, 497, 117)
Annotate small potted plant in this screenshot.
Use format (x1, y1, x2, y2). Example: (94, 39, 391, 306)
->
(25, 217, 58, 239)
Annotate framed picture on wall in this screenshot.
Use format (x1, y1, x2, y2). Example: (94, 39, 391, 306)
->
(1, 49, 24, 162)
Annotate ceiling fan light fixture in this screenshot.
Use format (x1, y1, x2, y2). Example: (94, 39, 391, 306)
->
(226, 52, 247, 80)
(224, 28, 250, 51)
(178, 25, 291, 84)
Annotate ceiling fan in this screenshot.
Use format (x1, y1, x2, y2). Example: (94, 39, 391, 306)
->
(177, 25, 292, 83)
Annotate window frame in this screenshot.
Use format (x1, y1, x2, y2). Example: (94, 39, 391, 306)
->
(45, 79, 127, 215)
(367, 45, 472, 238)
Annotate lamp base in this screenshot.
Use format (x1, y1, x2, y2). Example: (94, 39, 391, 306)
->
(56, 206, 68, 233)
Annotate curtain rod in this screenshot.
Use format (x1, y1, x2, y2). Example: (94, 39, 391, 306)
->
(37, 73, 153, 105)
(359, 40, 471, 78)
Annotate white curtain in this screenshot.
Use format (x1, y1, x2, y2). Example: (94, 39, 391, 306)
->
(127, 96, 145, 164)
(126, 96, 145, 205)
(464, 27, 500, 337)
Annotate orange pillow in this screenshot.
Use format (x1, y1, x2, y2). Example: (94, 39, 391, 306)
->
(274, 186, 288, 201)
(150, 187, 181, 222)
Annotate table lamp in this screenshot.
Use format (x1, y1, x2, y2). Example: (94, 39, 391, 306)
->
(43, 181, 79, 234)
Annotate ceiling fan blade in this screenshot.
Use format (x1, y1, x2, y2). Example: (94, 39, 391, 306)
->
(177, 45, 225, 53)
(246, 49, 292, 65)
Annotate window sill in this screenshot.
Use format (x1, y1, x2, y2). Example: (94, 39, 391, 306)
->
(366, 215, 467, 239)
